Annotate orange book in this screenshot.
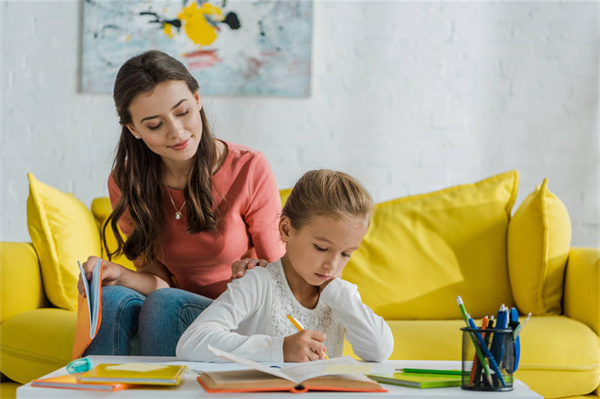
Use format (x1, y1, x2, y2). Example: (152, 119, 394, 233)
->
(32, 373, 128, 392)
(72, 260, 103, 359)
(197, 345, 386, 394)
(198, 369, 385, 393)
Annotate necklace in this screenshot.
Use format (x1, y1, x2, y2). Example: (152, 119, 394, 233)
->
(166, 188, 186, 220)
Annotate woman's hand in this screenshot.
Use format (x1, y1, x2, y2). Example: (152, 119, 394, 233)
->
(230, 258, 268, 280)
(283, 330, 327, 362)
(77, 256, 124, 298)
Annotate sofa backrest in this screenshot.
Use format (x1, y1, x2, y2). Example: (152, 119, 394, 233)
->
(342, 171, 519, 320)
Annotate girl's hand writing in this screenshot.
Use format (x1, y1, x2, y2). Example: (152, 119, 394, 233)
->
(77, 256, 124, 298)
(283, 330, 327, 362)
(230, 258, 268, 281)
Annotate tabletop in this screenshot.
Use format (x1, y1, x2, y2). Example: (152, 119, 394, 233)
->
(17, 357, 542, 399)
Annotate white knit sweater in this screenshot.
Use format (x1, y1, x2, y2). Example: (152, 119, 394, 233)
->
(176, 259, 394, 362)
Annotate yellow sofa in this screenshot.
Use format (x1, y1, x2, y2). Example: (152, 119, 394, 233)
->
(0, 171, 598, 398)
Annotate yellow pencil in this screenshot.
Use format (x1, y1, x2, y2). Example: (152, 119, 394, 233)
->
(286, 314, 329, 359)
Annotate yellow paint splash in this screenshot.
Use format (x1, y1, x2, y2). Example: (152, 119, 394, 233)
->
(163, 23, 174, 39)
(177, 2, 224, 47)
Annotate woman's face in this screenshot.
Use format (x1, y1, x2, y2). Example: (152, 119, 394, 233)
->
(127, 80, 203, 167)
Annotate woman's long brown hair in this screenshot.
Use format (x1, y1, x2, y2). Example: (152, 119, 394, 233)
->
(103, 50, 218, 264)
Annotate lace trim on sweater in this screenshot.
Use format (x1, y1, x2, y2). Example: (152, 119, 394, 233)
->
(266, 261, 345, 357)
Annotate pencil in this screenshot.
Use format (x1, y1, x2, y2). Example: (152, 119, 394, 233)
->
(286, 314, 329, 359)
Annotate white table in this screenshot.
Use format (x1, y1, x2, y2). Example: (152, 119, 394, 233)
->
(17, 357, 542, 398)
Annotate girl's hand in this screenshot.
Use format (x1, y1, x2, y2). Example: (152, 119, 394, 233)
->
(283, 330, 327, 362)
(230, 258, 268, 280)
(77, 256, 124, 298)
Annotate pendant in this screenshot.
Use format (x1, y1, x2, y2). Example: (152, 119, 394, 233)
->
(175, 212, 182, 220)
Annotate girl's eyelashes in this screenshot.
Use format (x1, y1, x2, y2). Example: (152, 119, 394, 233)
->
(313, 244, 327, 252)
(147, 122, 162, 130)
(177, 109, 189, 117)
(342, 252, 351, 258)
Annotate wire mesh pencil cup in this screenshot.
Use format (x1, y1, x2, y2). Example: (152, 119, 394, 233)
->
(461, 327, 515, 391)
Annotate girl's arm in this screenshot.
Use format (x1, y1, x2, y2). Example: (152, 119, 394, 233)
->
(176, 267, 284, 362)
(320, 279, 394, 362)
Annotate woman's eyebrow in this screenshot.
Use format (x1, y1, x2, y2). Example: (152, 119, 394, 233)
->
(140, 99, 188, 123)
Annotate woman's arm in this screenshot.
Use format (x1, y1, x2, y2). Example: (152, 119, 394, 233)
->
(78, 256, 172, 297)
(176, 268, 284, 362)
(320, 279, 394, 362)
(243, 152, 285, 262)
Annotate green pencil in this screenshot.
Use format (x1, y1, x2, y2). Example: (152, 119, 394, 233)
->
(397, 368, 462, 376)
(457, 296, 493, 387)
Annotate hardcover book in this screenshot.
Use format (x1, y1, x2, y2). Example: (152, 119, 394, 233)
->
(197, 345, 386, 393)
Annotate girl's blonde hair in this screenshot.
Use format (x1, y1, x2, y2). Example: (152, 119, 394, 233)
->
(282, 169, 373, 230)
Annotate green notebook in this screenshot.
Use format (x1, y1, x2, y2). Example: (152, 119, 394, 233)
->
(366, 372, 462, 389)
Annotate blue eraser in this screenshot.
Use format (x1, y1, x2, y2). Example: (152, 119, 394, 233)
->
(66, 357, 92, 374)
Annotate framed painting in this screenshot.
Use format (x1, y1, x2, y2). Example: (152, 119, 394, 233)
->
(82, 0, 313, 96)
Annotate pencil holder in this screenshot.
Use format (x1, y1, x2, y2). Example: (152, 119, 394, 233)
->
(461, 328, 515, 391)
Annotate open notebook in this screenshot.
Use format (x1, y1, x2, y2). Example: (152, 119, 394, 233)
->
(197, 345, 386, 393)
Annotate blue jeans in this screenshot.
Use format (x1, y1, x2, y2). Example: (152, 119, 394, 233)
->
(83, 286, 213, 356)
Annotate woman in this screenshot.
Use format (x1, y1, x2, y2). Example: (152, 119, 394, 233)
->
(78, 50, 284, 356)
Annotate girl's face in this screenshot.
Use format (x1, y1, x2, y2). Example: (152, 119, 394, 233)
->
(280, 215, 369, 287)
(126, 80, 203, 168)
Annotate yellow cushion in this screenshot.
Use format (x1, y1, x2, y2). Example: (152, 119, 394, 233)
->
(508, 178, 571, 315)
(0, 242, 49, 323)
(0, 309, 75, 384)
(91, 198, 135, 271)
(343, 171, 519, 319)
(26, 173, 101, 311)
(279, 188, 292, 207)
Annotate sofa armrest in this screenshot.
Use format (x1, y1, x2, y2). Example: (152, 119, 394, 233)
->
(0, 242, 50, 323)
(563, 247, 600, 336)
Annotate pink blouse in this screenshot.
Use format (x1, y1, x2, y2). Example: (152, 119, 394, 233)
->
(108, 141, 285, 299)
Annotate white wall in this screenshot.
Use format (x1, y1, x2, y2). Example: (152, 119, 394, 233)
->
(2, 1, 598, 247)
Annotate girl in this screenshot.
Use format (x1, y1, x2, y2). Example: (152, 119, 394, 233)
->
(78, 50, 284, 356)
(176, 169, 394, 362)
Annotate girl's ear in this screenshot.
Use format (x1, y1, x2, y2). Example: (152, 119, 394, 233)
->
(279, 216, 292, 242)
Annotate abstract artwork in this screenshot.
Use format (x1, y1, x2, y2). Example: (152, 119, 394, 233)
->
(82, 0, 313, 96)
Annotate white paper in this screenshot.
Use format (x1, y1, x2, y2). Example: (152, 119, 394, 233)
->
(207, 345, 373, 384)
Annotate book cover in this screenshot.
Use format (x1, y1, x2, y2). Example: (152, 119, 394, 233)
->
(72, 259, 102, 359)
(197, 345, 386, 393)
(31, 374, 128, 392)
(367, 372, 462, 389)
(79, 363, 188, 386)
(198, 369, 385, 393)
